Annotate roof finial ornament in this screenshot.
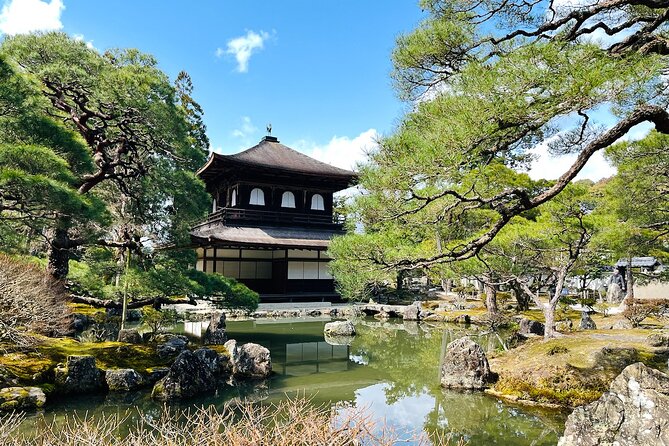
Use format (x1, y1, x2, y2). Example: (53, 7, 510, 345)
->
(266, 123, 272, 135)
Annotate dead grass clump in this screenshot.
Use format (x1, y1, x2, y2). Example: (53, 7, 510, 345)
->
(622, 298, 669, 327)
(0, 396, 463, 445)
(0, 254, 71, 347)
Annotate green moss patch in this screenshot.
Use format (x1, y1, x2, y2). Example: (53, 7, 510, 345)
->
(0, 337, 170, 385)
(67, 303, 106, 317)
(489, 330, 669, 407)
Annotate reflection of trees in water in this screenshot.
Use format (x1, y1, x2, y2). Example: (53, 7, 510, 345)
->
(351, 320, 565, 445)
(350, 320, 504, 404)
(424, 390, 566, 445)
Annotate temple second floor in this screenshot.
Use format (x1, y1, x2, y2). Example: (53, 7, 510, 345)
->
(195, 135, 357, 230)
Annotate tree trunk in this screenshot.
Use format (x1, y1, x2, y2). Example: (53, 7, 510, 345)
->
(396, 270, 404, 291)
(512, 282, 530, 311)
(543, 304, 556, 339)
(47, 225, 71, 280)
(484, 281, 498, 315)
(624, 257, 635, 301)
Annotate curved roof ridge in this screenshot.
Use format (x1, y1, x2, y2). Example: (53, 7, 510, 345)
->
(200, 137, 357, 179)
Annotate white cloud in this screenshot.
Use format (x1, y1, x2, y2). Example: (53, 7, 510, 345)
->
(550, 0, 633, 47)
(217, 30, 271, 73)
(73, 33, 94, 49)
(0, 0, 63, 35)
(294, 128, 378, 171)
(527, 135, 616, 182)
(232, 116, 257, 139)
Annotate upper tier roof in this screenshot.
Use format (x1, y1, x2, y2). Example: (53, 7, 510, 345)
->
(198, 136, 357, 185)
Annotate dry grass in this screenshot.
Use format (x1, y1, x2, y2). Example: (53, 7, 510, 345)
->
(1, 396, 463, 445)
(0, 254, 71, 347)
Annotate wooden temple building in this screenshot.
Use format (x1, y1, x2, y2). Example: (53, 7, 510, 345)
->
(190, 135, 357, 302)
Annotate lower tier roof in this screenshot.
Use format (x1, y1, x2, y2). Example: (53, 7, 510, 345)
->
(190, 224, 343, 249)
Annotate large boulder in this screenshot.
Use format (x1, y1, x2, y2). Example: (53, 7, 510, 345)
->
(105, 369, 143, 392)
(559, 362, 669, 446)
(144, 367, 170, 386)
(440, 337, 496, 390)
(0, 387, 46, 411)
(203, 312, 227, 345)
(518, 318, 545, 336)
(156, 335, 189, 359)
(579, 312, 597, 330)
(324, 320, 356, 337)
(403, 302, 421, 321)
(324, 333, 355, 346)
(118, 328, 142, 344)
(151, 350, 216, 401)
(194, 347, 232, 378)
(232, 343, 272, 379)
(54, 355, 106, 394)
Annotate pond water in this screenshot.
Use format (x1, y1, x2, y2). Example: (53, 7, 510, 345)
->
(22, 318, 567, 445)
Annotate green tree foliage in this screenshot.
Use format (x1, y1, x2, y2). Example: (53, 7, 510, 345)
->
(0, 33, 257, 312)
(332, 0, 669, 296)
(595, 131, 669, 299)
(0, 54, 105, 252)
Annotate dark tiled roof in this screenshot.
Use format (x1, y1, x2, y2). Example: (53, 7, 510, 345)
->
(616, 257, 662, 268)
(198, 136, 357, 180)
(191, 224, 341, 249)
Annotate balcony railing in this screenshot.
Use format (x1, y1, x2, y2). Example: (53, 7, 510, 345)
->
(194, 207, 346, 229)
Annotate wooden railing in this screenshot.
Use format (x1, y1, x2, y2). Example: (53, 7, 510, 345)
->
(194, 207, 346, 228)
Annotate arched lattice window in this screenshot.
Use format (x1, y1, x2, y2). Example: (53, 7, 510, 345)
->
(231, 189, 237, 207)
(249, 188, 265, 206)
(281, 191, 296, 208)
(311, 194, 325, 211)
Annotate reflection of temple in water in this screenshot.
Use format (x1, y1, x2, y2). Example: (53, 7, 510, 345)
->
(283, 341, 349, 376)
(182, 319, 353, 377)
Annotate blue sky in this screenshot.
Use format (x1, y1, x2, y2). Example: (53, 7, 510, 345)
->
(0, 0, 427, 170)
(0, 0, 646, 180)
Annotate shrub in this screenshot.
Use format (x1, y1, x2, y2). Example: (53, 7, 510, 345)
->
(141, 307, 180, 338)
(622, 299, 669, 327)
(0, 254, 71, 347)
(0, 396, 460, 445)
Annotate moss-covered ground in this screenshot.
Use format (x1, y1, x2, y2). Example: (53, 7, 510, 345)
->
(0, 336, 171, 388)
(67, 303, 106, 318)
(487, 328, 668, 407)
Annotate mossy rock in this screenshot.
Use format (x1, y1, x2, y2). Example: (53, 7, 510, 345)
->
(0, 337, 171, 386)
(0, 386, 46, 411)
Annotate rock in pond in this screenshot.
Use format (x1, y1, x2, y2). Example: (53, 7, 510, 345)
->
(118, 328, 142, 344)
(194, 347, 232, 378)
(324, 320, 356, 337)
(105, 369, 143, 392)
(156, 334, 189, 359)
(440, 337, 496, 390)
(519, 318, 545, 336)
(144, 367, 170, 386)
(55, 355, 106, 394)
(151, 350, 216, 401)
(579, 312, 597, 330)
(558, 362, 669, 446)
(324, 333, 355, 346)
(0, 387, 46, 411)
(234, 343, 272, 379)
(403, 302, 421, 321)
(203, 312, 227, 345)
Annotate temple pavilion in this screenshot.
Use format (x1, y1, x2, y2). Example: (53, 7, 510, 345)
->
(190, 135, 357, 302)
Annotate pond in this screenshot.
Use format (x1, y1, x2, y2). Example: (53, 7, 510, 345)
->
(21, 317, 567, 445)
